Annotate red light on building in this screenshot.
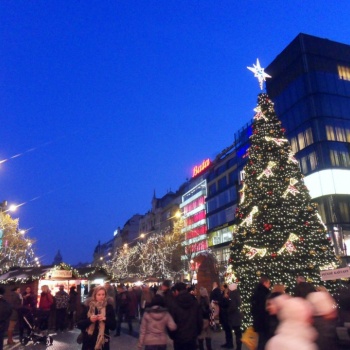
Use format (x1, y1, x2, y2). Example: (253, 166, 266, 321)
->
(192, 158, 211, 177)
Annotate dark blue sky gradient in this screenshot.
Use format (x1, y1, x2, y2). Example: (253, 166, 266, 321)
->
(1, 1, 350, 265)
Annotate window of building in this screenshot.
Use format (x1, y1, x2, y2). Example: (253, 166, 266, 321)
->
(290, 128, 314, 152)
(218, 176, 228, 191)
(338, 65, 350, 81)
(209, 183, 217, 196)
(330, 149, 350, 167)
(326, 125, 350, 142)
(299, 151, 318, 174)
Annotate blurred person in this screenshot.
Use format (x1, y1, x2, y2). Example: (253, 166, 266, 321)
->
(251, 275, 271, 350)
(104, 282, 116, 310)
(0, 287, 12, 350)
(197, 286, 212, 350)
(265, 297, 318, 350)
(294, 275, 315, 298)
(140, 285, 154, 319)
(55, 284, 69, 332)
(19, 286, 36, 341)
(265, 292, 291, 340)
(210, 281, 222, 323)
(77, 285, 116, 350)
(68, 286, 78, 330)
(38, 285, 54, 332)
(158, 280, 174, 311)
(7, 286, 22, 344)
(138, 294, 176, 350)
(219, 283, 242, 350)
(169, 282, 203, 350)
(115, 284, 132, 336)
(307, 290, 338, 350)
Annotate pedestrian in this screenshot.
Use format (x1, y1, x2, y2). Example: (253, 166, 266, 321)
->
(307, 290, 338, 350)
(219, 283, 242, 350)
(104, 282, 116, 310)
(251, 275, 271, 350)
(197, 286, 212, 350)
(7, 286, 22, 345)
(265, 297, 318, 350)
(140, 285, 154, 319)
(168, 282, 203, 350)
(55, 284, 69, 332)
(77, 285, 116, 350)
(68, 286, 78, 330)
(115, 284, 133, 336)
(19, 286, 37, 341)
(294, 275, 315, 298)
(138, 294, 177, 350)
(265, 292, 291, 341)
(38, 285, 54, 332)
(159, 280, 174, 312)
(0, 287, 12, 350)
(210, 281, 222, 323)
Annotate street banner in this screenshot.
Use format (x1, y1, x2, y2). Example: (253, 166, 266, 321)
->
(320, 266, 350, 281)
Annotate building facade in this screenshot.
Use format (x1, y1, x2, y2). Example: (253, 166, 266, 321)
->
(266, 33, 350, 264)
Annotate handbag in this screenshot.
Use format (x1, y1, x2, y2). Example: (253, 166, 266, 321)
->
(76, 332, 83, 344)
(241, 326, 258, 350)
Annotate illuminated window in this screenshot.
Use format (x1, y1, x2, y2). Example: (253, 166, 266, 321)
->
(338, 65, 350, 81)
(330, 150, 350, 167)
(290, 137, 298, 153)
(326, 125, 350, 142)
(299, 152, 317, 174)
(291, 128, 313, 152)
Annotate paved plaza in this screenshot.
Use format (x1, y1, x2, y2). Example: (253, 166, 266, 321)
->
(3, 321, 247, 350)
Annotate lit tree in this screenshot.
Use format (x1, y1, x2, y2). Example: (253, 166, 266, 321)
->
(110, 244, 139, 280)
(0, 211, 36, 273)
(225, 87, 340, 327)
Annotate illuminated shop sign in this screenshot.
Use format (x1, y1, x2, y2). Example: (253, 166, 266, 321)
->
(192, 158, 211, 177)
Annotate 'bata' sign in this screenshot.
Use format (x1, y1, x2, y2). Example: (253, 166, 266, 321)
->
(192, 159, 211, 177)
(320, 266, 350, 281)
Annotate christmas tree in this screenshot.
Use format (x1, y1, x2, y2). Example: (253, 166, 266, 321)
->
(226, 60, 340, 328)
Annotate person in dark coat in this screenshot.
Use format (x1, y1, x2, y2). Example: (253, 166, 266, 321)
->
(7, 287, 22, 344)
(197, 287, 212, 350)
(0, 286, 12, 350)
(77, 285, 116, 350)
(19, 286, 37, 341)
(251, 275, 271, 350)
(159, 280, 174, 312)
(169, 282, 203, 350)
(294, 276, 315, 298)
(68, 286, 78, 330)
(220, 283, 242, 350)
(115, 284, 132, 336)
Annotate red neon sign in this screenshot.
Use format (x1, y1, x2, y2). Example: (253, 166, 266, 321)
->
(192, 158, 211, 177)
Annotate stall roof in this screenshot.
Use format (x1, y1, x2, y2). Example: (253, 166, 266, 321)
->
(0, 264, 111, 284)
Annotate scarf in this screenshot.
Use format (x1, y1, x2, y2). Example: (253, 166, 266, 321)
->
(86, 299, 107, 350)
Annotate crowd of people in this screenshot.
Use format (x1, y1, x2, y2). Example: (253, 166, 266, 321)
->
(0, 277, 350, 350)
(0, 283, 78, 349)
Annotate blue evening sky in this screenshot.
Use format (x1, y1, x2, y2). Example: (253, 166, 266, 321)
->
(1, 1, 350, 265)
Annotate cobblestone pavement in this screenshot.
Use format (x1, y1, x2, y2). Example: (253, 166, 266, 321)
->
(3, 321, 248, 350)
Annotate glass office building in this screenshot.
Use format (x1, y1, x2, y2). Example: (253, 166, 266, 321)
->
(266, 33, 350, 264)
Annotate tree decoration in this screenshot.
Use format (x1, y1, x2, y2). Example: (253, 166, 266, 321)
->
(257, 161, 276, 179)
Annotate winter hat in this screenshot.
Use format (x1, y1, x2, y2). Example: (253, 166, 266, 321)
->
(228, 283, 237, 291)
(278, 297, 313, 323)
(307, 291, 336, 316)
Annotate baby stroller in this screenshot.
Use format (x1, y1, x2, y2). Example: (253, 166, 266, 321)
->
(21, 309, 54, 346)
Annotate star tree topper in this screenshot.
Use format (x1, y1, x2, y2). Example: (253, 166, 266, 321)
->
(247, 59, 271, 90)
